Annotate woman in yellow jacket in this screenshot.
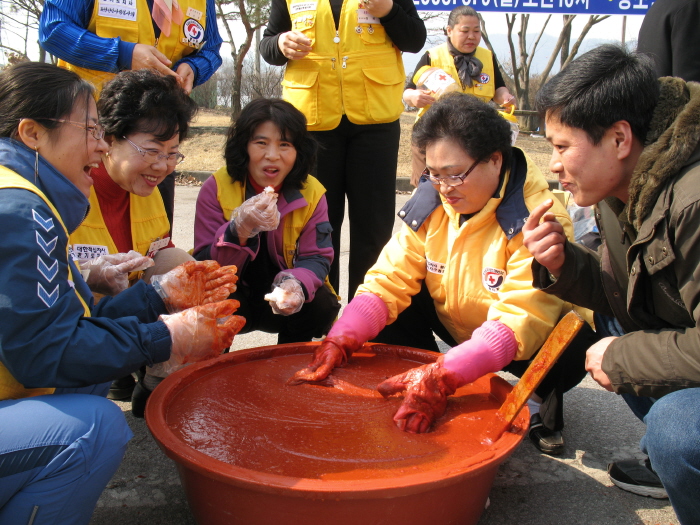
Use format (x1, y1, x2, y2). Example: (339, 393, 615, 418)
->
(70, 69, 199, 404)
(260, 0, 426, 300)
(403, 6, 516, 186)
(291, 93, 599, 455)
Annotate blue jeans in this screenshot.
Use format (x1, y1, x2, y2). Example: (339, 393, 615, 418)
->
(0, 384, 132, 525)
(596, 314, 700, 524)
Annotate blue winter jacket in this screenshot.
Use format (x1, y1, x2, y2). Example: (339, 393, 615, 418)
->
(0, 138, 171, 391)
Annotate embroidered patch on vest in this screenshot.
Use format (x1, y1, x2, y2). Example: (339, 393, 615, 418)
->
(479, 73, 491, 84)
(182, 19, 204, 47)
(426, 259, 445, 275)
(482, 267, 505, 292)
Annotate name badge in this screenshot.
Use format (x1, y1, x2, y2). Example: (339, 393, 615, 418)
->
(291, 1, 317, 14)
(97, 0, 137, 22)
(426, 259, 445, 275)
(70, 244, 109, 261)
(147, 237, 170, 258)
(185, 6, 203, 21)
(357, 8, 380, 24)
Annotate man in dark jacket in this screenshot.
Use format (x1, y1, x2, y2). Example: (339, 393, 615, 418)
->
(522, 44, 700, 524)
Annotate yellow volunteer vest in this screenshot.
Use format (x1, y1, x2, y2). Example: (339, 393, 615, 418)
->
(416, 43, 496, 118)
(58, 0, 207, 94)
(282, 0, 405, 131)
(213, 168, 337, 296)
(69, 186, 170, 279)
(0, 167, 91, 401)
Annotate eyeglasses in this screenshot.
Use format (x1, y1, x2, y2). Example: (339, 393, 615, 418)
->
(36, 118, 105, 140)
(422, 156, 483, 187)
(123, 137, 185, 166)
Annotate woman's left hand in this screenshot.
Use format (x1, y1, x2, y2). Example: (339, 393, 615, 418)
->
(175, 63, 195, 95)
(361, 0, 393, 18)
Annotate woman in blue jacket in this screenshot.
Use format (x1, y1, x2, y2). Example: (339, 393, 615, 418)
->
(0, 62, 241, 525)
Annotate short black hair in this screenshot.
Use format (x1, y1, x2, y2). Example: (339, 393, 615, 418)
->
(98, 70, 198, 141)
(224, 98, 317, 190)
(0, 62, 93, 139)
(536, 44, 659, 144)
(412, 92, 512, 167)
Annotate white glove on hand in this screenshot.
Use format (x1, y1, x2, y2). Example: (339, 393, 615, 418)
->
(148, 299, 246, 378)
(81, 250, 154, 296)
(230, 187, 280, 240)
(264, 272, 304, 316)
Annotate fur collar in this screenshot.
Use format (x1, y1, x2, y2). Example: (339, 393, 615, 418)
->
(627, 78, 700, 230)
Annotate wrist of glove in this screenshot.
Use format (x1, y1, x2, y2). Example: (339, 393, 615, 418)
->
(265, 273, 304, 316)
(287, 335, 362, 385)
(149, 299, 246, 378)
(377, 356, 463, 433)
(229, 189, 280, 240)
(151, 260, 239, 313)
(82, 250, 154, 296)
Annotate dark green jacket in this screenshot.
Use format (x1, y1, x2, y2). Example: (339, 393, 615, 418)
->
(533, 77, 700, 397)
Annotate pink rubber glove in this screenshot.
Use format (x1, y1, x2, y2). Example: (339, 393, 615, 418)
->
(378, 321, 517, 433)
(150, 260, 239, 313)
(265, 272, 304, 316)
(230, 188, 280, 240)
(81, 250, 154, 295)
(288, 293, 388, 385)
(149, 299, 246, 377)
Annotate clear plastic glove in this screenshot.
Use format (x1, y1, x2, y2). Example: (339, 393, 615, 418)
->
(265, 273, 304, 316)
(230, 187, 280, 240)
(81, 250, 154, 296)
(377, 356, 462, 433)
(148, 299, 246, 377)
(287, 335, 362, 385)
(150, 260, 238, 313)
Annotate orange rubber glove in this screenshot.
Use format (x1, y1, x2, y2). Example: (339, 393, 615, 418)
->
(149, 299, 246, 377)
(377, 356, 462, 433)
(288, 334, 362, 385)
(150, 260, 238, 313)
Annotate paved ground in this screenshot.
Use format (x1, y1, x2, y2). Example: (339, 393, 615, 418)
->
(90, 186, 679, 525)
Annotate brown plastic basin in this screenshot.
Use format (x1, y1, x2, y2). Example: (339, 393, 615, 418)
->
(146, 343, 528, 525)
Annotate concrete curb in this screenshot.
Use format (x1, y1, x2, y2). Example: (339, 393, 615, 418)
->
(180, 170, 416, 193)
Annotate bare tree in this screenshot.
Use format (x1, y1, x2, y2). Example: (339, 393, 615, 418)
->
(240, 57, 282, 100)
(0, 0, 48, 63)
(480, 13, 609, 130)
(216, 0, 270, 118)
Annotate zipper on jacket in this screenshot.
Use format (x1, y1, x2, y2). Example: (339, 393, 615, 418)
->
(331, 57, 336, 69)
(342, 56, 348, 68)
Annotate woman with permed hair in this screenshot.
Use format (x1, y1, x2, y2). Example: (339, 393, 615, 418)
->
(68, 69, 203, 409)
(289, 93, 598, 456)
(194, 98, 340, 344)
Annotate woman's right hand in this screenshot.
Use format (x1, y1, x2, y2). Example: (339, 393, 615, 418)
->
(403, 89, 436, 109)
(230, 190, 280, 240)
(278, 31, 313, 60)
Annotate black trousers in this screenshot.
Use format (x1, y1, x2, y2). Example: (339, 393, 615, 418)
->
(157, 171, 176, 232)
(230, 248, 340, 344)
(373, 282, 600, 431)
(311, 116, 400, 299)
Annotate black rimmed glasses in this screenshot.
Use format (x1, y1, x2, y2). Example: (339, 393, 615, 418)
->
(123, 137, 186, 166)
(422, 156, 483, 187)
(36, 118, 105, 140)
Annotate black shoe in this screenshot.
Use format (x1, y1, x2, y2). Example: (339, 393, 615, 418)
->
(529, 413, 564, 455)
(608, 457, 668, 499)
(107, 374, 136, 401)
(131, 381, 153, 419)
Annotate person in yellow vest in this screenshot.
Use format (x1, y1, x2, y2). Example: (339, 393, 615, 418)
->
(403, 6, 517, 187)
(260, 0, 426, 300)
(194, 98, 341, 344)
(69, 69, 198, 403)
(39, 0, 224, 235)
(0, 62, 241, 525)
